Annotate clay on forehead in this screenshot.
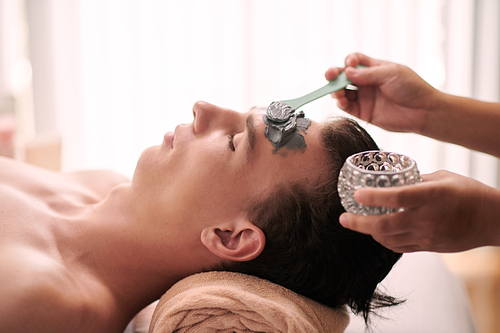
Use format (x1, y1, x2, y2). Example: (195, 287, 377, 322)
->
(263, 101, 311, 154)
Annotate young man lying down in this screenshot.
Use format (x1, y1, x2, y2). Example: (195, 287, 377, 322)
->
(0, 101, 401, 332)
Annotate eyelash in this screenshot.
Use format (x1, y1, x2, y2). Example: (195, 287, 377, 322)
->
(227, 134, 235, 151)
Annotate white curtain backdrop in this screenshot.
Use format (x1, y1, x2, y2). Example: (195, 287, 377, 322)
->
(17, 0, 500, 185)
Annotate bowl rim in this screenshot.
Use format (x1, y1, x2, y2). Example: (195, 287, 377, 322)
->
(344, 150, 417, 175)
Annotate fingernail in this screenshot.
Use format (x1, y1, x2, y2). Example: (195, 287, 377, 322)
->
(339, 214, 349, 227)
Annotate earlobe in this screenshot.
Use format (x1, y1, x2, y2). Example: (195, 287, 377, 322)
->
(201, 220, 265, 262)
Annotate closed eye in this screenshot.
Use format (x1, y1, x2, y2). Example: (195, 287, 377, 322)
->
(227, 134, 235, 151)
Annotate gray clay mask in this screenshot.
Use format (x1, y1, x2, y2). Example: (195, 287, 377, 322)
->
(263, 101, 311, 154)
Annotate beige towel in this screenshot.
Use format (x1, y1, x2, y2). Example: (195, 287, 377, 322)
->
(149, 271, 349, 333)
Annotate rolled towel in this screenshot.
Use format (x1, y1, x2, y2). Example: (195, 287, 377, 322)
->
(149, 271, 349, 333)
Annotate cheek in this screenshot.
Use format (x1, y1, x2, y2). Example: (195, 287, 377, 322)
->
(173, 177, 247, 223)
(159, 139, 225, 179)
(171, 151, 245, 209)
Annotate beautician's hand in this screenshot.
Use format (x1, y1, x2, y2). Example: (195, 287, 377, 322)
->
(325, 53, 442, 134)
(339, 170, 500, 253)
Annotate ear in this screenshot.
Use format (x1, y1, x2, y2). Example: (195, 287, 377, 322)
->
(201, 219, 265, 262)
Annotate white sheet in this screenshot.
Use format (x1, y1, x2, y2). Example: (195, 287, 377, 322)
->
(345, 252, 477, 333)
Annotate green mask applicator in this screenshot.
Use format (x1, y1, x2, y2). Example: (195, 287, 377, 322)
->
(263, 66, 363, 152)
(267, 66, 364, 113)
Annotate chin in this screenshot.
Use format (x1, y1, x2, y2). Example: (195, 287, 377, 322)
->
(133, 146, 160, 177)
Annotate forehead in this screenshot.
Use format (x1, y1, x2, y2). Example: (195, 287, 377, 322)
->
(245, 107, 328, 193)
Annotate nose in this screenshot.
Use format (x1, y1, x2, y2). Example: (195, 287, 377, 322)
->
(192, 101, 243, 134)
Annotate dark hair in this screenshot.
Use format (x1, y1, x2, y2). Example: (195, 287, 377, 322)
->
(218, 117, 402, 324)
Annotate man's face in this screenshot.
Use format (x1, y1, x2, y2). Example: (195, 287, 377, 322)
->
(131, 101, 328, 234)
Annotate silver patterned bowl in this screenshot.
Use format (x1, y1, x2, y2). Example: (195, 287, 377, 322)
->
(338, 150, 421, 215)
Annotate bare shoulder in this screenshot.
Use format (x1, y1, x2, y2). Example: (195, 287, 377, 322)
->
(66, 169, 130, 199)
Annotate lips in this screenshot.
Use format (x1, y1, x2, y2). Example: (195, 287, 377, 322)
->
(164, 132, 174, 148)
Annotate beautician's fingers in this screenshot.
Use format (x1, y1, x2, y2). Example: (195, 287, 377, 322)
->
(334, 87, 359, 110)
(344, 53, 393, 84)
(325, 67, 358, 111)
(345, 53, 384, 68)
(338, 211, 432, 252)
(333, 89, 352, 111)
(344, 63, 399, 88)
(376, 231, 421, 253)
(325, 66, 345, 81)
(340, 211, 457, 253)
(390, 243, 422, 254)
(339, 212, 410, 238)
(344, 53, 394, 86)
(331, 85, 345, 100)
(352, 171, 451, 210)
(353, 184, 429, 210)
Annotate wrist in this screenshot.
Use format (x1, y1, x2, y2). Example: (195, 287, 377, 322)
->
(418, 90, 449, 137)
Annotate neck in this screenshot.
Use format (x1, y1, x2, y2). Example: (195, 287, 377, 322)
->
(55, 184, 213, 324)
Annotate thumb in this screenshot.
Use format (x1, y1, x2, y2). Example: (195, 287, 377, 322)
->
(345, 65, 392, 87)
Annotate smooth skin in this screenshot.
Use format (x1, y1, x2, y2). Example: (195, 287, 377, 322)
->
(0, 101, 329, 332)
(326, 53, 500, 253)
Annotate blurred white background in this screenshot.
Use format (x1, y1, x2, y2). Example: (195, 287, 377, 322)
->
(1, 1, 500, 332)
(0, 0, 498, 182)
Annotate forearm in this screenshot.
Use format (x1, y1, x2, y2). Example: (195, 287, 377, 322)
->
(422, 92, 500, 158)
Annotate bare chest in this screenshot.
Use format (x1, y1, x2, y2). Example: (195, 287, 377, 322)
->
(0, 183, 79, 254)
(0, 162, 100, 213)
(0, 159, 108, 245)
(0, 244, 122, 333)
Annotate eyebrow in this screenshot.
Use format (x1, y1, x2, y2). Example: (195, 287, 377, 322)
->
(244, 111, 258, 162)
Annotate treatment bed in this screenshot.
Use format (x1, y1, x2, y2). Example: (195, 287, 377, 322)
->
(125, 252, 476, 333)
